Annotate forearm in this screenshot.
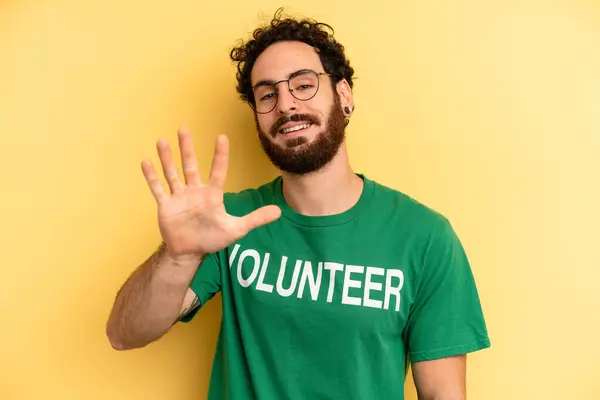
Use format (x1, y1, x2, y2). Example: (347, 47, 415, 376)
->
(106, 243, 202, 350)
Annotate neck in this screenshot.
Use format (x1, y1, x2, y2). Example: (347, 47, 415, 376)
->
(280, 143, 364, 216)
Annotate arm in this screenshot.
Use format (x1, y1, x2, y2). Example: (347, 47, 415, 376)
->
(105, 242, 203, 351)
(411, 355, 466, 400)
(405, 218, 490, 399)
(106, 129, 280, 350)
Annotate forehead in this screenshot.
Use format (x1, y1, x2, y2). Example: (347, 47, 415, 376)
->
(251, 41, 324, 84)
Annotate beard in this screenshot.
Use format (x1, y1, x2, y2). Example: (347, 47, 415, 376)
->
(255, 93, 347, 175)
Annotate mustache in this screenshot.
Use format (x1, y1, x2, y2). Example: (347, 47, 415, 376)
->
(270, 114, 321, 137)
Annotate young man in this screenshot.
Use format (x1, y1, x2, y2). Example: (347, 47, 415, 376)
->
(106, 11, 490, 400)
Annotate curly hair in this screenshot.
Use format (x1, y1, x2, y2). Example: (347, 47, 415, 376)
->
(230, 9, 355, 107)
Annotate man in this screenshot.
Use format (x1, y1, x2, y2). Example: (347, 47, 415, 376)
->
(106, 10, 490, 400)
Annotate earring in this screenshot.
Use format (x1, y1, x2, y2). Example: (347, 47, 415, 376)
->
(344, 106, 352, 115)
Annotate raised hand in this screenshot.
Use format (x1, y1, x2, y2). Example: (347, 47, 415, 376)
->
(141, 127, 281, 260)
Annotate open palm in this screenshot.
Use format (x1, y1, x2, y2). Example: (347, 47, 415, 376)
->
(141, 128, 281, 258)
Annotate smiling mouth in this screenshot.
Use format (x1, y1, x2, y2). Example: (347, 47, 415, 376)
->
(280, 123, 312, 134)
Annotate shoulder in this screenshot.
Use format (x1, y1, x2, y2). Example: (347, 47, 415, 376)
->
(366, 176, 466, 266)
(364, 176, 463, 256)
(367, 176, 451, 233)
(221, 176, 280, 217)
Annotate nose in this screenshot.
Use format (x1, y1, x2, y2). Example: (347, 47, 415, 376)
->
(275, 83, 298, 115)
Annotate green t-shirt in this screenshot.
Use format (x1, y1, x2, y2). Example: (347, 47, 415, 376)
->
(180, 174, 490, 399)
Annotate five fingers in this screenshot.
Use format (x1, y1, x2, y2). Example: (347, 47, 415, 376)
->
(142, 128, 229, 203)
(141, 129, 280, 238)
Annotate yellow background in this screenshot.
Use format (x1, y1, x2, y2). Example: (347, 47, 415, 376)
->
(1, 0, 599, 399)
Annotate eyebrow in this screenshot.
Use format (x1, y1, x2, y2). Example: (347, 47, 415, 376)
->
(252, 68, 314, 89)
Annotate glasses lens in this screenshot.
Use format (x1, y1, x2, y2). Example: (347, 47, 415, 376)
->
(253, 85, 278, 113)
(289, 71, 319, 101)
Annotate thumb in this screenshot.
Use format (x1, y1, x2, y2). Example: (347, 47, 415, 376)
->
(240, 205, 282, 233)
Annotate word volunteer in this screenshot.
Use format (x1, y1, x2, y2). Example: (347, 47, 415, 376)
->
(226, 244, 405, 311)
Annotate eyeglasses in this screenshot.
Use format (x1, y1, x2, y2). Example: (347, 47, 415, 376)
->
(250, 69, 330, 114)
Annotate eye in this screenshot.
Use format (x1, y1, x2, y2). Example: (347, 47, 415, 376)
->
(297, 84, 314, 90)
(260, 93, 276, 101)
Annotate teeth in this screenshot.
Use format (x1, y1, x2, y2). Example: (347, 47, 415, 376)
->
(281, 123, 310, 134)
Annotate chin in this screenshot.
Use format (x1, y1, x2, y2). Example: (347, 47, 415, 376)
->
(284, 138, 309, 149)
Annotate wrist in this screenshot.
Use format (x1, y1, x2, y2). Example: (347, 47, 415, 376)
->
(164, 248, 205, 268)
(154, 248, 204, 286)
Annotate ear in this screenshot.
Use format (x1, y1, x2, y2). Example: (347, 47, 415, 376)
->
(336, 79, 354, 115)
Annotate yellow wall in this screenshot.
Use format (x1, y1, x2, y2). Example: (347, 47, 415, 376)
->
(1, 0, 599, 399)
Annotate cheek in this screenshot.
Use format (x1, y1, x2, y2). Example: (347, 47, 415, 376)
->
(261, 118, 274, 134)
(309, 93, 334, 119)
(254, 114, 271, 133)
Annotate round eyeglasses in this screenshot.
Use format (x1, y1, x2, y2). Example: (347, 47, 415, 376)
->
(250, 69, 330, 114)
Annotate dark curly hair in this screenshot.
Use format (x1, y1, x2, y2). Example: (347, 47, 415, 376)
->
(230, 9, 355, 107)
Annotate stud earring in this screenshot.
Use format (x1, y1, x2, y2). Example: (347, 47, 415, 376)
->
(344, 106, 352, 115)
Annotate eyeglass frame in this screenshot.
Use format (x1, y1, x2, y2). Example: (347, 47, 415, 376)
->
(249, 69, 331, 114)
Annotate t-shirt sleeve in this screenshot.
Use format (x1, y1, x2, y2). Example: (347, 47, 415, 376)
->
(178, 251, 222, 323)
(404, 217, 491, 362)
